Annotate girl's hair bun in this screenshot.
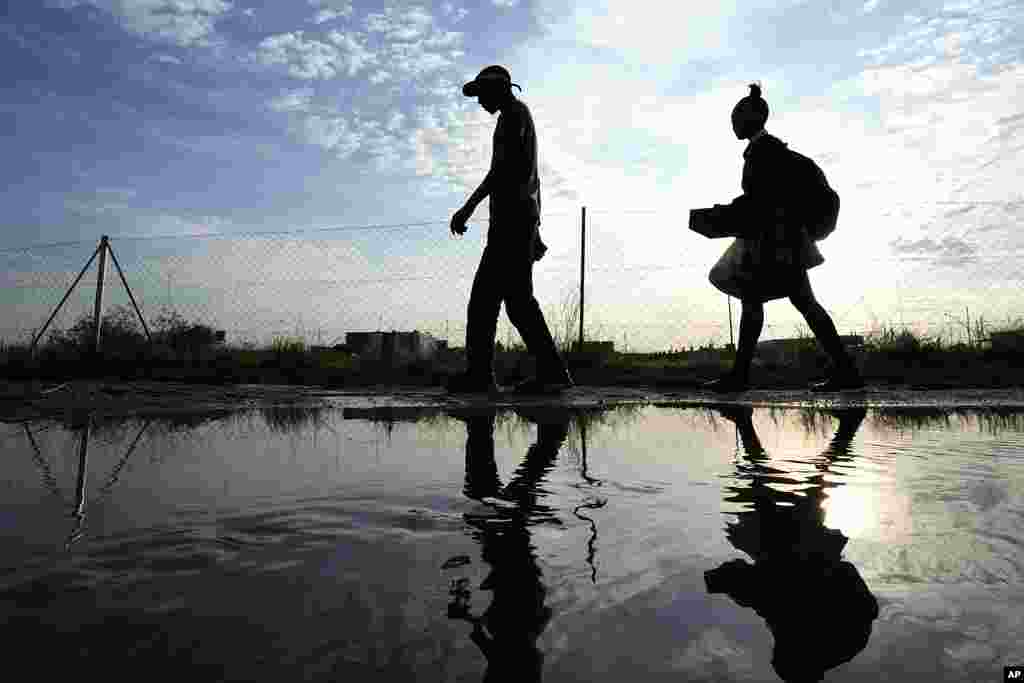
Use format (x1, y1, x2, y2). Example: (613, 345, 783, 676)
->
(748, 82, 762, 99)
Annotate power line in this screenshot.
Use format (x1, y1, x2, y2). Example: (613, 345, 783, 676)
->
(107, 219, 453, 242)
(1, 199, 1018, 252)
(0, 239, 98, 254)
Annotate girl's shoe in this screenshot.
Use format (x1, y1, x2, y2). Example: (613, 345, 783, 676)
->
(810, 370, 865, 392)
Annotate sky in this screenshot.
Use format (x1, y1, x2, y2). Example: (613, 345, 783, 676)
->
(2, 0, 1023, 350)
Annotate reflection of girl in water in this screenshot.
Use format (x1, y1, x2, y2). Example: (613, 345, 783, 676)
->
(449, 410, 570, 683)
(705, 407, 878, 683)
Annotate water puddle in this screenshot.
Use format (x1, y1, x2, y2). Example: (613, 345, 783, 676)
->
(2, 402, 1023, 681)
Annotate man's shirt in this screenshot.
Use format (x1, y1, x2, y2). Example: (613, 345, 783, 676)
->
(489, 97, 541, 224)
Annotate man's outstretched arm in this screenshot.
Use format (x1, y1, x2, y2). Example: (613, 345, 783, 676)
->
(451, 170, 494, 235)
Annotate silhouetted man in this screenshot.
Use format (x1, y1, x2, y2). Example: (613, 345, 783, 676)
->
(448, 65, 573, 395)
(705, 407, 878, 682)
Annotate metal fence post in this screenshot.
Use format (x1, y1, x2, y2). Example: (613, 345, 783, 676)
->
(727, 295, 734, 349)
(578, 206, 586, 353)
(92, 235, 109, 355)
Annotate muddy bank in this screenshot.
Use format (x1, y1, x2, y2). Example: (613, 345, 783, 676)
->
(4, 380, 1024, 424)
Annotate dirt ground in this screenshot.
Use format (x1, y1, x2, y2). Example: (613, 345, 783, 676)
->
(4, 379, 1024, 424)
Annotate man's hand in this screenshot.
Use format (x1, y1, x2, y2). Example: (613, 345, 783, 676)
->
(450, 205, 473, 236)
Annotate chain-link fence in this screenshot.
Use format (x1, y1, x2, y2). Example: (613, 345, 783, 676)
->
(3, 207, 1023, 354)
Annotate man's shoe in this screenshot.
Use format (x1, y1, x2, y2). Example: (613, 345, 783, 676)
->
(513, 375, 574, 394)
(810, 371, 865, 392)
(446, 372, 500, 394)
(702, 374, 750, 393)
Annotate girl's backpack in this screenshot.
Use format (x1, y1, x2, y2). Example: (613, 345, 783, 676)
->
(788, 149, 840, 241)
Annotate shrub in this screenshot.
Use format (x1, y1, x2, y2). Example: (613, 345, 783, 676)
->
(270, 336, 306, 355)
(865, 325, 944, 356)
(46, 305, 146, 354)
(152, 308, 220, 352)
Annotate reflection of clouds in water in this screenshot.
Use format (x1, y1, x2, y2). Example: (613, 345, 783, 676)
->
(873, 584, 1024, 677)
(667, 627, 756, 677)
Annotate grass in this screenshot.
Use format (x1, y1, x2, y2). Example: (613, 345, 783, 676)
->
(5, 306, 1024, 389)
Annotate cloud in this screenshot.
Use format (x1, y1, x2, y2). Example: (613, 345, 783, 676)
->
(889, 236, 978, 266)
(300, 115, 363, 158)
(389, 42, 456, 77)
(308, 0, 353, 24)
(256, 30, 376, 79)
(257, 4, 471, 171)
(361, 5, 465, 79)
(255, 8, 461, 87)
(492, 0, 519, 6)
(150, 53, 183, 64)
(267, 87, 315, 113)
(326, 30, 378, 73)
(547, 1, 732, 62)
(145, 213, 231, 236)
(855, 0, 1019, 67)
(856, 51, 1024, 201)
(423, 30, 462, 48)
(440, 2, 469, 22)
(56, 0, 233, 47)
(861, 0, 881, 12)
(312, 9, 348, 24)
(668, 628, 755, 677)
(386, 111, 405, 132)
(275, 106, 414, 171)
(365, 5, 434, 41)
(65, 191, 232, 237)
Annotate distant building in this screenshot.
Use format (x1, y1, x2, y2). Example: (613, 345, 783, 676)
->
(345, 331, 445, 363)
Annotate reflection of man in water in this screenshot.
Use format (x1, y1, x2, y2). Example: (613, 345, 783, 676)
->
(448, 409, 571, 682)
(704, 407, 878, 682)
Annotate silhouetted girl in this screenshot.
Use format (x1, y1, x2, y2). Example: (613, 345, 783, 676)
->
(706, 84, 863, 392)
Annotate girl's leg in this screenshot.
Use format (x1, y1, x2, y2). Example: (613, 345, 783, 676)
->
(733, 299, 765, 381)
(788, 272, 857, 374)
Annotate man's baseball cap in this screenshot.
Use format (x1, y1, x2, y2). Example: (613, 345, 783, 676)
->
(462, 65, 522, 96)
